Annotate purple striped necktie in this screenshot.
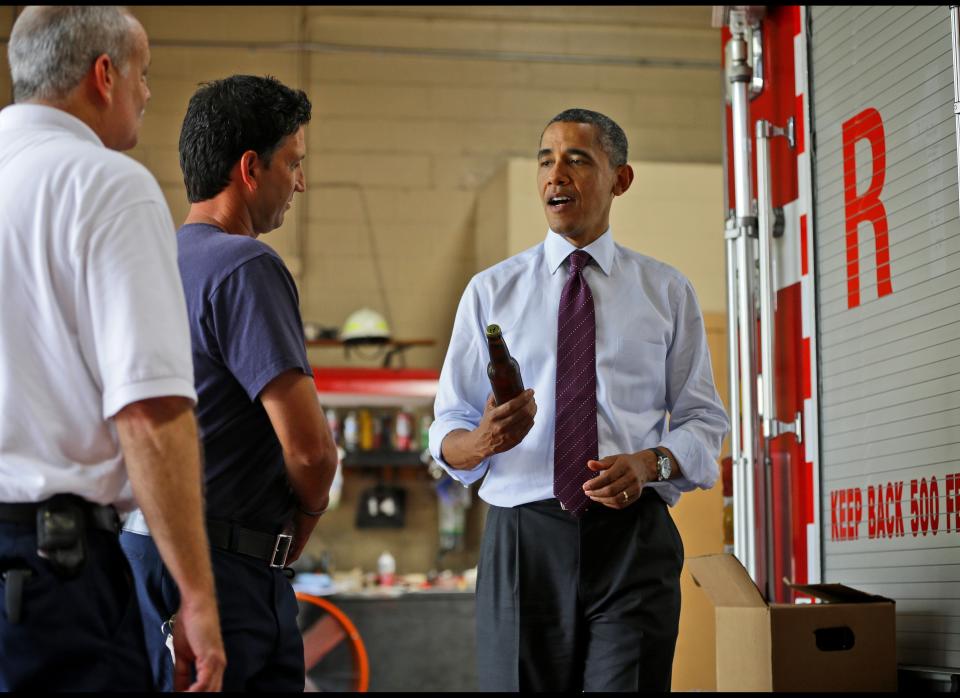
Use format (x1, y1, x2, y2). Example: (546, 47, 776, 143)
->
(553, 249, 597, 517)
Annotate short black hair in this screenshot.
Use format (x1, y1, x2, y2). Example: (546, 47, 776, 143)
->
(542, 108, 628, 168)
(179, 75, 312, 203)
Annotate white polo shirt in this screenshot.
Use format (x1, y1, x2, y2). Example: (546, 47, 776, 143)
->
(0, 104, 196, 510)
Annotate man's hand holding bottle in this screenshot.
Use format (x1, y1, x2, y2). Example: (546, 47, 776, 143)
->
(474, 389, 538, 459)
(439, 390, 537, 469)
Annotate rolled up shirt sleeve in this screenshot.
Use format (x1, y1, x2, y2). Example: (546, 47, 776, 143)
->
(659, 277, 730, 492)
(429, 278, 492, 486)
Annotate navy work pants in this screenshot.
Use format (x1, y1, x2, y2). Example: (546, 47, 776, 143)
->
(121, 530, 305, 691)
(0, 521, 152, 691)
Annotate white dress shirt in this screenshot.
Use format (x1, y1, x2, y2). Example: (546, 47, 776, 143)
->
(429, 228, 729, 507)
(0, 104, 196, 510)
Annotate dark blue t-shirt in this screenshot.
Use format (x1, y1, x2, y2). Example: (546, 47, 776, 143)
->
(177, 223, 311, 533)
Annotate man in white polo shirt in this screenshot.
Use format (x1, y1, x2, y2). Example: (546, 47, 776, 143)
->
(0, 6, 224, 691)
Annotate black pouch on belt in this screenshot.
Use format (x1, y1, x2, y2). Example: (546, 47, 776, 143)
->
(1, 566, 32, 623)
(36, 494, 87, 580)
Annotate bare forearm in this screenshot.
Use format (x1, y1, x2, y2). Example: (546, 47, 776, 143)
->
(261, 371, 339, 514)
(115, 397, 216, 600)
(440, 428, 486, 470)
(281, 444, 336, 564)
(284, 448, 337, 513)
(287, 509, 321, 563)
(440, 390, 538, 469)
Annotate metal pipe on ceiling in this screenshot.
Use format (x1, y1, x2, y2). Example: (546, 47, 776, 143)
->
(134, 39, 722, 70)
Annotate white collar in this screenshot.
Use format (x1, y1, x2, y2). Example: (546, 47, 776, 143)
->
(0, 104, 104, 148)
(544, 227, 615, 276)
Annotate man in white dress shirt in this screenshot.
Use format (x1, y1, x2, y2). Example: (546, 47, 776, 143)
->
(429, 108, 729, 691)
(0, 6, 224, 691)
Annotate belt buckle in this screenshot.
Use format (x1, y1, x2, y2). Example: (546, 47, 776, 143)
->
(270, 533, 292, 568)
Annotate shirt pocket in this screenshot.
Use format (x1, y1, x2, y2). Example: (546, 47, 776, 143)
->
(611, 337, 667, 410)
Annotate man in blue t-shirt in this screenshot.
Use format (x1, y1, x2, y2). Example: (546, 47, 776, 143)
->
(120, 75, 338, 691)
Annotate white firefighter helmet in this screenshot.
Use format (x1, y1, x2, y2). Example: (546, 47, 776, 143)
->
(340, 308, 391, 344)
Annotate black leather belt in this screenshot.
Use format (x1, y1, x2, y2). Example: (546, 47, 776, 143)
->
(206, 519, 292, 569)
(0, 497, 119, 534)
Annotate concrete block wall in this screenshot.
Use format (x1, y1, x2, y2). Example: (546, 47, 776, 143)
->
(1, 8, 727, 689)
(0, 7, 11, 103)
(295, 6, 721, 371)
(2, 6, 721, 368)
(495, 157, 726, 314)
(8, 5, 723, 368)
(124, 7, 720, 367)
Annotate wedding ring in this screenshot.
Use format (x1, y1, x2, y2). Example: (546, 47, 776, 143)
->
(622, 490, 629, 503)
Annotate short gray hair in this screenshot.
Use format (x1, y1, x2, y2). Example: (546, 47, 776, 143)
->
(543, 108, 629, 168)
(8, 6, 137, 103)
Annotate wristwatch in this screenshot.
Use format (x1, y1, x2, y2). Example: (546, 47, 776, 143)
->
(651, 447, 672, 482)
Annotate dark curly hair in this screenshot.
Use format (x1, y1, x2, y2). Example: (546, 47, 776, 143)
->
(543, 108, 628, 168)
(179, 75, 312, 203)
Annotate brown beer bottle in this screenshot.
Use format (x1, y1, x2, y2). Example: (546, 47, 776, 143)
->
(486, 324, 524, 405)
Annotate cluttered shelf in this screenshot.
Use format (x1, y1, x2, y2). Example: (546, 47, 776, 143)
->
(313, 366, 439, 468)
(306, 338, 435, 349)
(293, 567, 477, 598)
(312, 366, 439, 408)
(340, 450, 427, 469)
(307, 337, 436, 369)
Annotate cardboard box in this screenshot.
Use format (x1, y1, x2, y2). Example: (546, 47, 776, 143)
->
(687, 554, 896, 692)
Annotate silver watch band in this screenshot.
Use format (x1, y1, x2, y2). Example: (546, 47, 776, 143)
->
(651, 447, 671, 481)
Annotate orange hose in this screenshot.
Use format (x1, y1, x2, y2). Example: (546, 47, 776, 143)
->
(296, 592, 370, 692)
